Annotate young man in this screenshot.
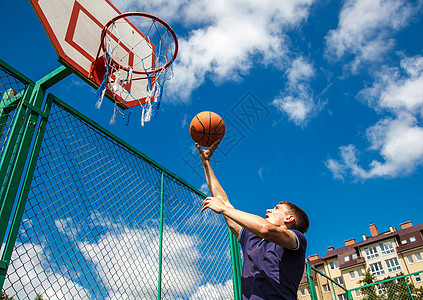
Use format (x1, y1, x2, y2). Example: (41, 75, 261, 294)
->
(196, 140, 309, 300)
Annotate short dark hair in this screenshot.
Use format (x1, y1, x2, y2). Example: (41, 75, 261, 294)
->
(279, 201, 309, 234)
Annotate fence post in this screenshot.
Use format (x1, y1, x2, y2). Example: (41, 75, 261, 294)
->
(305, 263, 319, 300)
(229, 232, 242, 300)
(0, 66, 71, 290)
(404, 276, 415, 300)
(157, 171, 165, 300)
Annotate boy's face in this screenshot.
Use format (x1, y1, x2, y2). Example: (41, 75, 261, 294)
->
(265, 204, 293, 226)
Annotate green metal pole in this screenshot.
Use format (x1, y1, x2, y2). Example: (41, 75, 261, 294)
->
(0, 59, 34, 86)
(0, 66, 71, 290)
(305, 263, 318, 300)
(229, 231, 241, 300)
(404, 277, 415, 300)
(1, 94, 54, 280)
(0, 86, 34, 198)
(157, 171, 165, 300)
(0, 93, 35, 260)
(0, 90, 26, 139)
(331, 281, 337, 300)
(0, 91, 39, 289)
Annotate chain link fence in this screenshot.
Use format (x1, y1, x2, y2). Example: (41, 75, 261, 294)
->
(350, 271, 423, 300)
(299, 264, 349, 300)
(0, 59, 236, 299)
(300, 264, 423, 300)
(0, 61, 30, 170)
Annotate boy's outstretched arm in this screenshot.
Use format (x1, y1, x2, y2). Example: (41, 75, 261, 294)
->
(196, 140, 242, 238)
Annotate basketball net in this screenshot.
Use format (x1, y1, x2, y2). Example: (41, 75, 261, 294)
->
(93, 13, 178, 126)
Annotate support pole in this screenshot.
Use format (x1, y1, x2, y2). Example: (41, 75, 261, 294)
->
(305, 263, 319, 300)
(157, 171, 165, 300)
(229, 232, 242, 300)
(0, 66, 71, 289)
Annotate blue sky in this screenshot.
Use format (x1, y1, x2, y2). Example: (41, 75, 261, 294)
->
(2, 0, 423, 263)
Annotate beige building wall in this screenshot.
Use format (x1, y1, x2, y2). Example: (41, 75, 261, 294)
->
(360, 238, 405, 280)
(400, 249, 423, 274)
(341, 265, 365, 290)
(302, 222, 423, 299)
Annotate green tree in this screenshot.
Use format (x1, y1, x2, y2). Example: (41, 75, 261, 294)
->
(34, 293, 44, 300)
(359, 269, 380, 300)
(0, 291, 14, 300)
(414, 285, 423, 300)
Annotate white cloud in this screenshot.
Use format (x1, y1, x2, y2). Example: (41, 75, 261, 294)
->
(78, 225, 203, 299)
(258, 167, 265, 181)
(327, 55, 423, 180)
(365, 114, 423, 177)
(182, 113, 190, 128)
(3, 242, 91, 300)
(190, 280, 234, 300)
(110, 0, 314, 102)
(5, 213, 233, 299)
(272, 57, 324, 126)
(55, 217, 82, 239)
(258, 166, 271, 181)
(285, 57, 315, 87)
(199, 182, 210, 195)
(325, 0, 418, 72)
(360, 55, 423, 114)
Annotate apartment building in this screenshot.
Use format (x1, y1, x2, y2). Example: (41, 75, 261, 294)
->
(298, 221, 423, 299)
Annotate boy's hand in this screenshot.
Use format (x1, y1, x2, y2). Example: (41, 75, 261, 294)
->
(200, 196, 228, 214)
(195, 139, 221, 162)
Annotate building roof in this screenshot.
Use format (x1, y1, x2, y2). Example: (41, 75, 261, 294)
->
(308, 222, 423, 268)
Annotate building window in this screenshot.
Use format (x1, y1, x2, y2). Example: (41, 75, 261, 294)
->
(338, 293, 347, 300)
(365, 246, 379, 259)
(330, 261, 339, 270)
(414, 274, 422, 283)
(335, 276, 344, 285)
(319, 268, 326, 275)
(352, 253, 358, 259)
(385, 258, 401, 272)
(355, 289, 362, 297)
(407, 254, 415, 264)
(401, 239, 407, 245)
(416, 252, 422, 262)
(410, 236, 416, 243)
(323, 284, 330, 293)
(357, 269, 364, 278)
(344, 256, 350, 262)
(380, 242, 394, 255)
(349, 271, 356, 280)
(300, 288, 307, 296)
(370, 262, 385, 276)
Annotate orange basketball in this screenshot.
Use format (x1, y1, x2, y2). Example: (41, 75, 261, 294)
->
(190, 111, 225, 147)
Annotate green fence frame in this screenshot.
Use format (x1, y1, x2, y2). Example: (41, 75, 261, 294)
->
(0, 58, 242, 299)
(303, 263, 423, 300)
(0, 63, 72, 289)
(348, 270, 423, 300)
(306, 263, 350, 300)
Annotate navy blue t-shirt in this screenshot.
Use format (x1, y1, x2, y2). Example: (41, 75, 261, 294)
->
(238, 228, 307, 300)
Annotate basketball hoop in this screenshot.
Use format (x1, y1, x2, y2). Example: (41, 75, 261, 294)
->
(91, 12, 178, 125)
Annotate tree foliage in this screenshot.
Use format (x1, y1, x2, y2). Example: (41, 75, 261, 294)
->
(0, 291, 14, 300)
(1, 291, 47, 300)
(359, 270, 423, 300)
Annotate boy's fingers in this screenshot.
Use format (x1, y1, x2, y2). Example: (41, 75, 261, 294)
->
(210, 139, 220, 151)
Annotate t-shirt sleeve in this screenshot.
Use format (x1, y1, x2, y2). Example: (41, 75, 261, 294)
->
(238, 227, 245, 243)
(288, 229, 307, 252)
